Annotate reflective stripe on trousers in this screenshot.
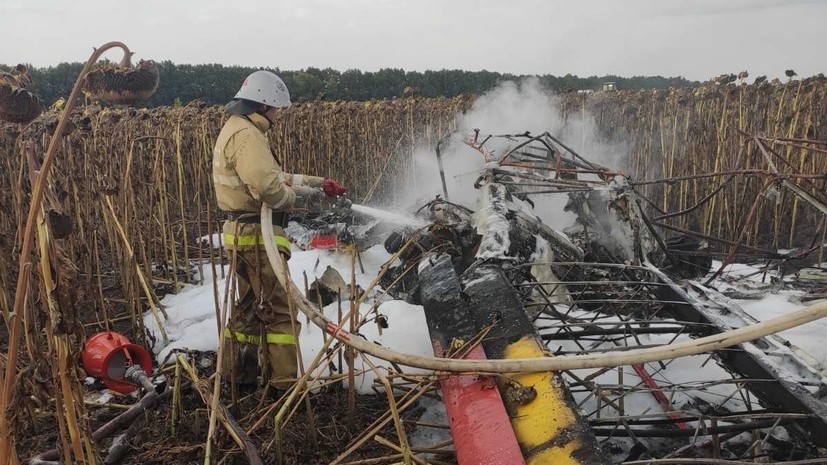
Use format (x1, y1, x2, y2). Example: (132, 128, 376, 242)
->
(223, 232, 291, 249)
(224, 327, 297, 345)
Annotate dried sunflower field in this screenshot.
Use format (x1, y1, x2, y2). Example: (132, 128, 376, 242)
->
(565, 75, 827, 251)
(1, 69, 826, 463)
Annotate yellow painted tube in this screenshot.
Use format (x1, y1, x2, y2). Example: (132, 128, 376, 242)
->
(502, 336, 601, 465)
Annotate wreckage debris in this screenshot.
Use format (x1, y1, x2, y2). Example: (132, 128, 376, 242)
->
(307, 265, 350, 306)
(358, 129, 827, 462)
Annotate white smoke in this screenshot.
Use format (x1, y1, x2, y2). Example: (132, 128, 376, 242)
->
(460, 78, 563, 137)
(401, 78, 629, 231)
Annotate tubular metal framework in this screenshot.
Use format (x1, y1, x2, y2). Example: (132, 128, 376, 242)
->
(445, 130, 827, 462)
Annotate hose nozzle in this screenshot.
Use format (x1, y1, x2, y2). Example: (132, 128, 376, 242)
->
(336, 196, 353, 210)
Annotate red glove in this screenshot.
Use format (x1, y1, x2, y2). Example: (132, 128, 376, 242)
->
(322, 178, 347, 197)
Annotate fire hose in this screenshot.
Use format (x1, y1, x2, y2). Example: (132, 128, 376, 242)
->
(32, 366, 162, 465)
(260, 203, 827, 374)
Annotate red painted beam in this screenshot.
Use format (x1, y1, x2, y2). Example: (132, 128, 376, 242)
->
(417, 254, 525, 464)
(433, 342, 526, 465)
(632, 363, 689, 430)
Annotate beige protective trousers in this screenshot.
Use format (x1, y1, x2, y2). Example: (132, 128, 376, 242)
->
(221, 246, 300, 389)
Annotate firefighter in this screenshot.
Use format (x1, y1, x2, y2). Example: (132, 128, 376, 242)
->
(212, 70, 346, 389)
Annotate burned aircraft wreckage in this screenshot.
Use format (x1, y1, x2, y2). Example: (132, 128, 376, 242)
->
(295, 130, 827, 464)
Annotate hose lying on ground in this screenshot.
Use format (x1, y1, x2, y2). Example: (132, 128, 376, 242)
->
(261, 204, 827, 374)
(32, 367, 163, 465)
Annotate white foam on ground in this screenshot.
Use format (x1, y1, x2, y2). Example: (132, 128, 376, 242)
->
(144, 244, 433, 393)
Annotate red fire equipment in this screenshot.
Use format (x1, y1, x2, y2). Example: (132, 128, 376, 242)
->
(81, 331, 153, 394)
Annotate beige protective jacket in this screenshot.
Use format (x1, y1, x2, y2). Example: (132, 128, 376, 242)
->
(213, 112, 323, 252)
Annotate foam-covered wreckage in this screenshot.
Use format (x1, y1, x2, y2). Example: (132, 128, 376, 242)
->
(373, 136, 710, 306)
(282, 130, 827, 460)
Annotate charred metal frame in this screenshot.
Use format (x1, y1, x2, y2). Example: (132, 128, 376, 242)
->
(425, 130, 827, 457)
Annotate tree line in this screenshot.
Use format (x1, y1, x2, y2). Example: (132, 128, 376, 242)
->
(3, 61, 696, 107)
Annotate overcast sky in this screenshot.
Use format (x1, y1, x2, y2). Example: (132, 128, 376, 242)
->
(1, 0, 823, 81)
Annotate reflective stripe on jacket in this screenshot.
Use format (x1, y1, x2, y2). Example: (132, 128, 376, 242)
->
(224, 327, 297, 345)
(222, 221, 293, 255)
(222, 232, 291, 249)
(212, 112, 324, 252)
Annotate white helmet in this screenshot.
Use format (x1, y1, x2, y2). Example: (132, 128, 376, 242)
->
(233, 70, 291, 108)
